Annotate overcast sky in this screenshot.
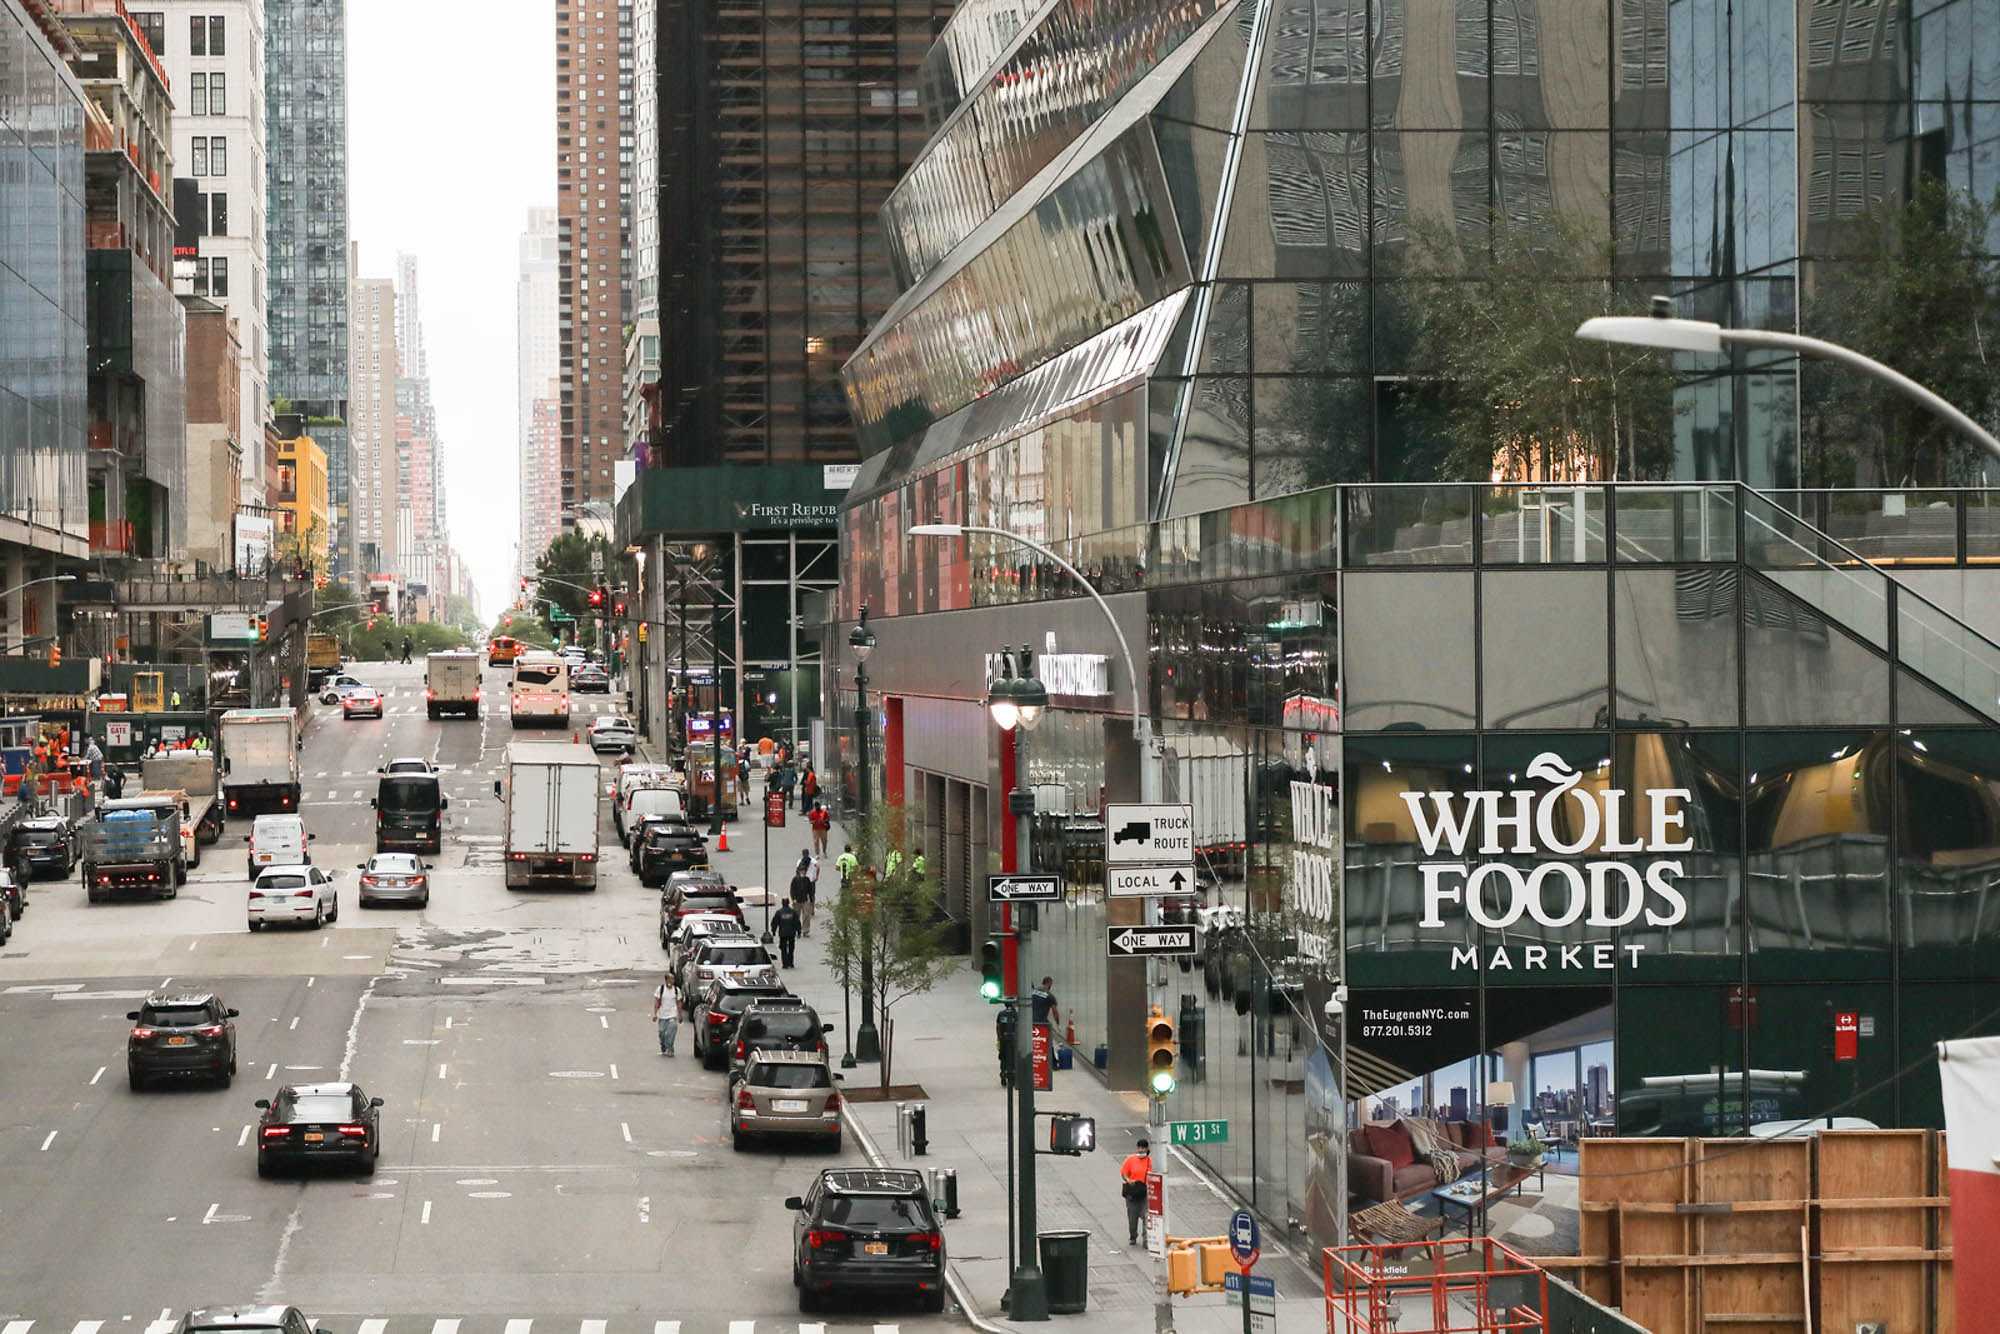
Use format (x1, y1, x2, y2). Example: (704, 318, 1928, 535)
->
(348, 0, 554, 620)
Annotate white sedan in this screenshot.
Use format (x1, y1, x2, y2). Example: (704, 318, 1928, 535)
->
(248, 865, 339, 931)
(590, 716, 637, 754)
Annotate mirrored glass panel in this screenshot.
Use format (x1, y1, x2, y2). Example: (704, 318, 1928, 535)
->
(1342, 571, 1475, 729)
(1613, 568, 1740, 728)
(1481, 570, 1611, 730)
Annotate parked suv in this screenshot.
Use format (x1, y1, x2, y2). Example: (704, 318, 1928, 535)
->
(729, 996, 831, 1078)
(127, 991, 239, 1089)
(634, 819, 708, 883)
(728, 1048, 842, 1151)
(692, 977, 791, 1068)
(661, 875, 743, 937)
(8, 813, 77, 879)
(679, 935, 778, 997)
(786, 1168, 946, 1313)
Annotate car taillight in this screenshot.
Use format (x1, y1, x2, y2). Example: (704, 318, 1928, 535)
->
(581, 853, 596, 861)
(248, 891, 263, 900)
(708, 1012, 726, 1024)
(261, 1126, 289, 1139)
(198, 1024, 224, 1036)
(474, 690, 482, 700)
(807, 1229, 832, 1249)
(130, 1027, 154, 1039)
(295, 890, 314, 899)
(425, 689, 433, 699)
(907, 1232, 943, 1250)
(228, 798, 237, 808)
(361, 875, 379, 886)
(736, 1088, 754, 1109)
(338, 1124, 368, 1137)
(733, 1039, 745, 1059)
(825, 1091, 842, 1112)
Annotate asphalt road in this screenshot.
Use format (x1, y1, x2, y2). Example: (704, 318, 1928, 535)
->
(0, 661, 924, 1334)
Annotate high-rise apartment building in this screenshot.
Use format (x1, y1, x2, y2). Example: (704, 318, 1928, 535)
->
(144, 0, 268, 502)
(346, 250, 397, 579)
(553, 0, 631, 515)
(517, 206, 561, 575)
(264, 0, 348, 574)
(391, 254, 448, 607)
(640, 0, 946, 468)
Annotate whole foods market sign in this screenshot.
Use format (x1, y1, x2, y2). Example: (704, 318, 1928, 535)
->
(1401, 753, 1691, 971)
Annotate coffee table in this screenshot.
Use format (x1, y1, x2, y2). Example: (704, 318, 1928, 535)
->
(1429, 1160, 1545, 1235)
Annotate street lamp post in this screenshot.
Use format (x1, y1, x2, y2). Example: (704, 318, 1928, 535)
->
(1576, 296, 2000, 461)
(849, 606, 880, 1064)
(991, 647, 1049, 1323)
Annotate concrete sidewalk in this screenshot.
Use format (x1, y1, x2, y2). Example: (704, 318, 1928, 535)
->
(653, 776, 1326, 1333)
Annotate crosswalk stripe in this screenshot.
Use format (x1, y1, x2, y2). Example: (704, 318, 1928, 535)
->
(797, 1326, 825, 1334)
(504, 1320, 532, 1334)
(431, 1322, 459, 1334)
(145, 1322, 176, 1334)
(71, 1323, 101, 1334)
(2, 1320, 31, 1334)
(580, 1322, 607, 1334)
(653, 1323, 680, 1334)
(356, 1320, 387, 1334)
(726, 1323, 753, 1334)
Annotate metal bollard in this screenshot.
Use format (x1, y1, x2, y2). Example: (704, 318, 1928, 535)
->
(910, 1101, 928, 1156)
(896, 1101, 911, 1156)
(931, 1165, 959, 1218)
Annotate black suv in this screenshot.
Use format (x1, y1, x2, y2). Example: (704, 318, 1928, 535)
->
(692, 976, 791, 1068)
(787, 1168, 946, 1313)
(633, 819, 709, 884)
(729, 996, 832, 1079)
(127, 991, 239, 1089)
(9, 814, 77, 879)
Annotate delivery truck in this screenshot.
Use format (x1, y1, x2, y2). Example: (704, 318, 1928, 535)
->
(306, 634, 343, 690)
(495, 740, 601, 889)
(218, 708, 302, 816)
(81, 798, 185, 900)
(137, 750, 225, 867)
(425, 650, 482, 719)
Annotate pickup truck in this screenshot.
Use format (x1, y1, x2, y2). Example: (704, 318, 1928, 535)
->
(81, 798, 186, 901)
(139, 751, 226, 865)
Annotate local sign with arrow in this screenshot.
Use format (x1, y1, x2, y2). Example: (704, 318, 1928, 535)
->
(987, 874, 1063, 904)
(1105, 925, 1198, 958)
(1108, 865, 1194, 898)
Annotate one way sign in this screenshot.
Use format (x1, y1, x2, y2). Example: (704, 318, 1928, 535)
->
(1106, 925, 1198, 958)
(987, 874, 1063, 904)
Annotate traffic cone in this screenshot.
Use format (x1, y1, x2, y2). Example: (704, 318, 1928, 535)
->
(1066, 1017, 1076, 1048)
(717, 826, 730, 852)
(572, 729, 579, 743)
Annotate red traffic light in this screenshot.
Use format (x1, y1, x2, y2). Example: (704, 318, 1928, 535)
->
(588, 587, 605, 608)
(503, 614, 513, 627)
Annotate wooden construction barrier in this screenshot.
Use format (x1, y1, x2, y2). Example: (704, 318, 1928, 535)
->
(1560, 1130, 1953, 1333)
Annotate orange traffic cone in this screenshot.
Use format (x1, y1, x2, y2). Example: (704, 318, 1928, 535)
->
(572, 729, 579, 743)
(717, 826, 730, 852)
(1066, 1017, 1076, 1048)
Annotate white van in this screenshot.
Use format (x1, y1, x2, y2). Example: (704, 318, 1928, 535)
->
(620, 786, 687, 847)
(245, 813, 313, 881)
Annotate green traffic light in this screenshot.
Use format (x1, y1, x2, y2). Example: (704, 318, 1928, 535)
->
(1150, 1069, 1176, 1095)
(980, 979, 1002, 1000)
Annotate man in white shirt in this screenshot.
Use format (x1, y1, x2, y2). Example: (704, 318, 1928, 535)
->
(650, 973, 682, 1056)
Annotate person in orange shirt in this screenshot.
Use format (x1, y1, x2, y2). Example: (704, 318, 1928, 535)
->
(1120, 1138, 1153, 1245)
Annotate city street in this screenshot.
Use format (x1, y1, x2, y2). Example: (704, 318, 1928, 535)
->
(0, 662, 909, 1334)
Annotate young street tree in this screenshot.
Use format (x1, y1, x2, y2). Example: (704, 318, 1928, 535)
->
(822, 804, 957, 1090)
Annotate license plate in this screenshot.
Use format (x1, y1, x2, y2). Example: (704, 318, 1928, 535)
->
(864, 1241, 889, 1255)
(774, 1099, 808, 1112)
(166, 1036, 190, 1045)
(303, 1132, 324, 1142)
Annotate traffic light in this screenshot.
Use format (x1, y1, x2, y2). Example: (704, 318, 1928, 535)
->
(47, 643, 59, 667)
(613, 601, 626, 617)
(979, 936, 1004, 1002)
(1048, 1113, 1097, 1155)
(366, 617, 376, 631)
(1146, 1004, 1177, 1095)
(503, 614, 513, 627)
(588, 586, 605, 609)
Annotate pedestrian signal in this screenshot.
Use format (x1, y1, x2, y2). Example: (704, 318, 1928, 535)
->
(1048, 1114, 1096, 1155)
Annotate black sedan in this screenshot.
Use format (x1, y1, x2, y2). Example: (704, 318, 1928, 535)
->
(9, 813, 77, 878)
(634, 819, 709, 884)
(254, 1081, 383, 1176)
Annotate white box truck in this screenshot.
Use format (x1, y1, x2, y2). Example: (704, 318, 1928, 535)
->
(495, 740, 602, 889)
(218, 708, 301, 816)
(425, 650, 482, 720)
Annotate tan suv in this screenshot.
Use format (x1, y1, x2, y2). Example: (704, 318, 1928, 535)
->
(726, 1049, 842, 1151)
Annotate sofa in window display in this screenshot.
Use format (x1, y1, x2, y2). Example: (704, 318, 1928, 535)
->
(1347, 1116, 1510, 1204)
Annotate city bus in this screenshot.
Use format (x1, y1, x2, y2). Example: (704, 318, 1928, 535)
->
(510, 651, 571, 727)
(487, 635, 522, 666)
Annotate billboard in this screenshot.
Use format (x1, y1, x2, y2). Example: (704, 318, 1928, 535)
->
(234, 515, 275, 576)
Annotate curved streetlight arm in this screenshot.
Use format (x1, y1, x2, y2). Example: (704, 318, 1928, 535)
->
(0, 574, 70, 604)
(1717, 328, 2000, 463)
(917, 523, 1157, 801)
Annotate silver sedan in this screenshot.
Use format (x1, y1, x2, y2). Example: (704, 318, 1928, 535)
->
(356, 852, 430, 907)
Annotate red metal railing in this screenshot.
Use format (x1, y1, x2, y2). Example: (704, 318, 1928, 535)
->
(1324, 1238, 1547, 1334)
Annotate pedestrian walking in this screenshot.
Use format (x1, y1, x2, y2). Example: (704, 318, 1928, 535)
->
(808, 800, 831, 855)
(651, 973, 683, 1056)
(772, 900, 801, 968)
(789, 863, 816, 936)
(1031, 976, 1062, 1030)
(84, 738, 104, 784)
(834, 843, 858, 888)
(401, 635, 413, 664)
(800, 766, 818, 813)
(1120, 1140, 1153, 1245)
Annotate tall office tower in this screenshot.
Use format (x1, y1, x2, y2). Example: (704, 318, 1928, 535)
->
(644, 0, 948, 467)
(393, 254, 447, 599)
(346, 251, 397, 579)
(144, 0, 269, 501)
(553, 0, 631, 515)
(517, 208, 562, 575)
(264, 0, 348, 574)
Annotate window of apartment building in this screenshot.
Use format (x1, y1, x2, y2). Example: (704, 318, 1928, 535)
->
(207, 16, 224, 54)
(132, 11, 165, 54)
(208, 73, 226, 114)
(189, 14, 205, 53)
(190, 135, 226, 176)
(210, 192, 228, 235)
(190, 72, 207, 115)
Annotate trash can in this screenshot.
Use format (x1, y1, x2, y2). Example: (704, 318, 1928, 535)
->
(1039, 1229, 1090, 1314)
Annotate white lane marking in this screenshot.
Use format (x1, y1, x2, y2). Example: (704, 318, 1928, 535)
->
(444, 1015, 453, 1028)
(39, 1131, 56, 1151)
(419, 1201, 431, 1225)
(351, 790, 363, 800)
(288, 1016, 299, 1030)
(439, 976, 544, 986)
(727, 1322, 753, 1334)
(403, 1038, 441, 1045)
(581, 1322, 608, 1334)
(439, 1063, 447, 1078)
(325, 791, 337, 801)
(431, 1123, 441, 1143)
(653, 1322, 681, 1334)
(72, 1322, 103, 1334)
(798, 1326, 824, 1334)
(202, 1202, 219, 1225)
(621, 1121, 632, 1142)
(872, 1325, 898, 1334)
(358, 1321, 388, 1334)
(89, 1066, 104, 1085)
(599, 1014, 609, 1029)
(608, 1063, 618, 1080)
(265, 1063, 277, 1079)
(4, 983, 82, 993)
(51, 990, 151, 1000)
(638, 1194, 650, 1223)
(146, 1324, 176, 1334)
(306, 976, 315, 987)
(2, 1319, 33, 1334)
(186, 940, 198, 951)
(505, 1322, 531, 1334)
(314, 771, 327, 778)
(237, 1125, 250, 1147)
(431, 1321, 459, 1334)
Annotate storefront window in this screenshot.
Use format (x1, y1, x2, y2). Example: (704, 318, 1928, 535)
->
(1895, 729, 2000, 979)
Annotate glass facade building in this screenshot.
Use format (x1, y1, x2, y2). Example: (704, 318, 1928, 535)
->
(834, 0, 2000, 1257)
(265, 0, 349, 574)
(1, 1, 91, 544)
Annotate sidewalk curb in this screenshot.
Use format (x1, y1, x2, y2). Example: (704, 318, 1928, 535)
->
(842, 1091, 1016, 1334)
